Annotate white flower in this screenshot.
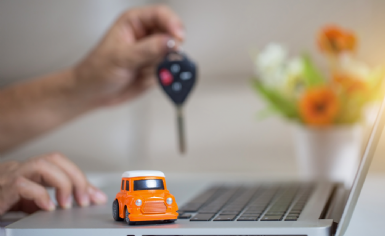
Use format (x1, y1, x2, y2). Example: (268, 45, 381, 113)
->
(254, 43, 288, 87)
(286, 57, 304, 78)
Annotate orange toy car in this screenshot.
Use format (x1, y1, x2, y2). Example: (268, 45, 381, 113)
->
(112, 170, 178, 225)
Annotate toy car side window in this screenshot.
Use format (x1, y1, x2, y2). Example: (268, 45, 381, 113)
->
(121, 180, 124, 190)
(125, 180, 130, 191)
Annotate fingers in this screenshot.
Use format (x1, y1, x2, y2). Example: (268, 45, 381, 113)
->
(119, 5, 185, 41)
(101, 67, 156, 106)
(44, 153, 89, 207)
(45, 153, 107, 206)
(15, 176, 55, 212)
(123, 33, 171, 69)
(0, 154, 106, 215)
(87, 185, 108, 206)
(20, 156, 73, 209)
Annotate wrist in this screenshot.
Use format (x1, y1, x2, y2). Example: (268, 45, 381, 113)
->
(54, 68, 101, 114)
(67, 66, 106, 110)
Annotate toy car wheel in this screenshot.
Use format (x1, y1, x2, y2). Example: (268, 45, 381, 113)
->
(125, 207, 135, 225)
(112, 199, 123, 221)
(165, 219, 176, 223)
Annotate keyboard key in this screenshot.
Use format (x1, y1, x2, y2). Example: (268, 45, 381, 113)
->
(248, 207, 265, 210)
(178, 213, 192, 219)
(265, 211, 286, 214)
(190, 213, 215, 221)
(264, 213, 283, 217)
(221, 211, 240, 214)
(198, 210, 218, 214)
(245, 209, 264, 213)
(288, 213, 300, 218)
(285, 216, 298, 221)
(290, 210, 301, 214)
(237, 217, 258, 221)
(261, 215, 282, 221)
(240, 214, 260, 218)
(213, 214, 237, 221)
(291, 206, 303, 211)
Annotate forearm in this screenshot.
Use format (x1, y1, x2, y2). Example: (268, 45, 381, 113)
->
(0, 5, 184, 154)
(0, 69, 98, 153)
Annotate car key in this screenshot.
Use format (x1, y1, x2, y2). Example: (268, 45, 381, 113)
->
(157, 50, 197, 154)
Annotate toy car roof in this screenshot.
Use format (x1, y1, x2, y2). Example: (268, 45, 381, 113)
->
(121, 170, 165, 178)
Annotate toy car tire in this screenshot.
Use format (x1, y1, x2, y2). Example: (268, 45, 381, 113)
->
(125, 207, 135, 225)
(165, 219, 176, 223)
(112, 199, 123, 221)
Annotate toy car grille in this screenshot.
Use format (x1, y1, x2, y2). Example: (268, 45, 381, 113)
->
(142, 201, 167, 214)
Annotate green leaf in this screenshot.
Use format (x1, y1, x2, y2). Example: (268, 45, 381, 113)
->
(252, 79, 300, 120)
(302, 54, 325, 87)
(256, 106, 278, 120)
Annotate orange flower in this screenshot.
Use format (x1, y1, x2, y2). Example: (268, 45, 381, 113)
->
(318, 25, 356, 54)
(300, 87, 339, 125)
(333, 74, 367, 94)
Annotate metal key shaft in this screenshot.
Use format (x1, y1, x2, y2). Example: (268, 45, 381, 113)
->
(176, 105, 186, 154)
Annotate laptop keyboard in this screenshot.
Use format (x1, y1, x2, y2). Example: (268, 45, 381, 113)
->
(177, 184, 313, 222)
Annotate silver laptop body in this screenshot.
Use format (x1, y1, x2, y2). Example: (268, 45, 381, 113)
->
(6, 97, 385, 236)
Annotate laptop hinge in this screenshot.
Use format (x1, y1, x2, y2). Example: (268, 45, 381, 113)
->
(323, 184, 349, 235)
(319, 184, 338, 220)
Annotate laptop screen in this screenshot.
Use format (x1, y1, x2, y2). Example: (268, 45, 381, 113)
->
(336, 97, 385, 236)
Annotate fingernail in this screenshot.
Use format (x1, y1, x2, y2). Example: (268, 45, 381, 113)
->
(79, 194, 90, 207)
(93, 190, 108, 204)
(62, 196, 72, 209)
(47, 201, 56, 211)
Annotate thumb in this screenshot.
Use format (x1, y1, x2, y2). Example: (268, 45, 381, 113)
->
(124, 34, 174, 69)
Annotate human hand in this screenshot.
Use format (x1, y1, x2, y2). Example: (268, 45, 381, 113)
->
(0, 153, 107, 215)
(74, 5, 185, 107)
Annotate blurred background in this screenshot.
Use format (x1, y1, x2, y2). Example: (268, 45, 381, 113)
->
(1, 0, 385, 175)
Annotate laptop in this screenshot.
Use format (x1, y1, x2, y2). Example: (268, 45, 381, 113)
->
(5, 97, 385, 236)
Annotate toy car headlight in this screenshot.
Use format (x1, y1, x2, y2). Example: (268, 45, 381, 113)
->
(135, 199, 142, 206)
(166, 197, 173, 205)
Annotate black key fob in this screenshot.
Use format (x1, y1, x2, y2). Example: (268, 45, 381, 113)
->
(157, 51, 197, 106)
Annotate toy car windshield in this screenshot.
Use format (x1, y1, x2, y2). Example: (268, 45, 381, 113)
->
(134, 179, 164, 191)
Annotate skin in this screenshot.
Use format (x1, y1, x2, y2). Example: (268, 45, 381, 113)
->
(0, 5, 185, 215)
(0, 153, 107, 215)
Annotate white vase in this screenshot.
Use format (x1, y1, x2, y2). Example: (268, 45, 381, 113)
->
(292, 124, 363, 187)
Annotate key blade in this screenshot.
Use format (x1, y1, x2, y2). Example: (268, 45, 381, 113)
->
(177, 106, 186, 154)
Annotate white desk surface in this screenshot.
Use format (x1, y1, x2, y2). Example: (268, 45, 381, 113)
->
(1, 172, 385, 236)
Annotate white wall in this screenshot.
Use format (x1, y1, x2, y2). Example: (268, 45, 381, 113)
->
(167, 0, 385, 78)
(1, 0, 385, 174)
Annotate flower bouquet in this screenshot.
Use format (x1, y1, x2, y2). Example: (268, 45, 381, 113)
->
(252, 25, 384, 126)
(251, 25, 385, 184)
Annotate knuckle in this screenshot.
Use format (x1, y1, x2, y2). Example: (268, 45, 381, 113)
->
(32, 157, 46, 167)
(6, 161, 20, 170)
(0, 161, 21, 176)
(14, 176, 25, 187)
(25, 157, 48, 174)
(121, 9, 136, 21)
(46, 152, 65, 161)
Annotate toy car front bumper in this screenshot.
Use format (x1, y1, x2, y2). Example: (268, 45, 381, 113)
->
(129, 212, 178, 222)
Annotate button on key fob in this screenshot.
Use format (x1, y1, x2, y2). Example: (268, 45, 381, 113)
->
(157, 51, 197, 154)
